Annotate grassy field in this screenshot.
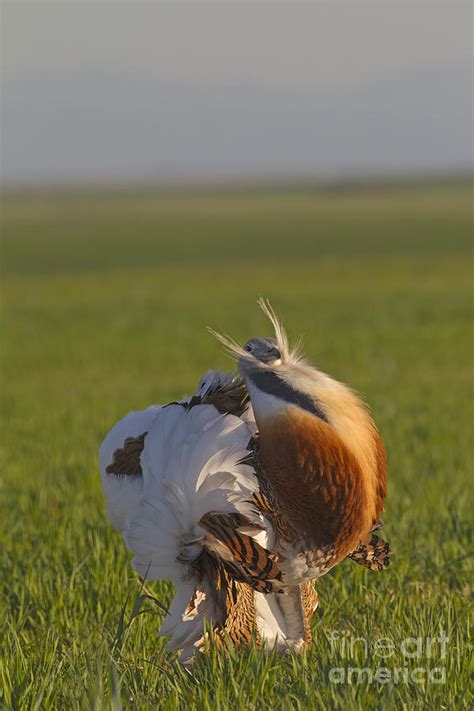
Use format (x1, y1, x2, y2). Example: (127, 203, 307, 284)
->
(1, 182, 472, 709)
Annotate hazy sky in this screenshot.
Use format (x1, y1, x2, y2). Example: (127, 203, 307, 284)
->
(2, 1, 472, 185)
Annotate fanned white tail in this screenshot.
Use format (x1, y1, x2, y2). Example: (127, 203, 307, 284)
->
(100, 373, 267, 658)
(99, 370, 299, 661)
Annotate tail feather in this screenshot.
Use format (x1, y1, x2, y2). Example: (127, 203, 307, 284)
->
(98, 406, 161, 531)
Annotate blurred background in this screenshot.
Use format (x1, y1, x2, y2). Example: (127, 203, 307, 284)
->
(2, 1, 472, 184)
(1, 0, 472, 393)
(0, 2, 473, 706)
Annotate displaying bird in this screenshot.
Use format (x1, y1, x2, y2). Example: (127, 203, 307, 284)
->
(99, 300, 390, 662)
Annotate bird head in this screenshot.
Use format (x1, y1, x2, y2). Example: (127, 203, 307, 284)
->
(242, 337, 282, 366)
(209, 298, 298, 378)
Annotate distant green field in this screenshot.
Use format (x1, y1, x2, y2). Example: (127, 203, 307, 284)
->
(1, 183, 473, 709)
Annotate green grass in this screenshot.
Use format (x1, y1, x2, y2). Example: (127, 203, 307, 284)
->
(1, 182, 473, 709)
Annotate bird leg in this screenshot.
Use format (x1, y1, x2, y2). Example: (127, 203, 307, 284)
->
(275, 586, 307, 652)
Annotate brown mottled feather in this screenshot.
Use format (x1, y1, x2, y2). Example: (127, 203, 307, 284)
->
(105, 432, 147, 476)
(300, 581, 319, 647)
(348, 532, 392, 571)
(201, 379, 249, 417)
(220, 576, 257, 646)
(195, 555, 258, 652)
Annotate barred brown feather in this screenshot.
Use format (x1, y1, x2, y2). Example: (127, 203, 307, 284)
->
(199, 511, 282, 593)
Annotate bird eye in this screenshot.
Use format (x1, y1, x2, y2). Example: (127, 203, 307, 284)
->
(245, 344, 252, 352)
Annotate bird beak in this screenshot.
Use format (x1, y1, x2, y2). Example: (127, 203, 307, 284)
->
(261, 347, 282, 364)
